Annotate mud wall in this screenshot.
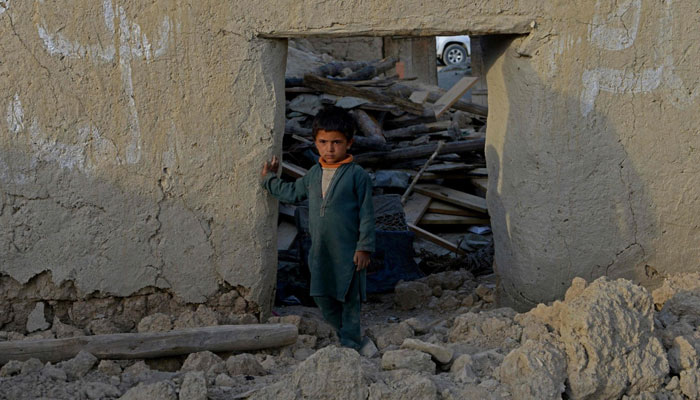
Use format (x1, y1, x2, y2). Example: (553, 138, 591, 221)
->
(1, 0, 697, 316)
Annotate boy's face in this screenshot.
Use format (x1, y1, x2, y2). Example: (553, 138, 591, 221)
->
(315, 129, 353, 163)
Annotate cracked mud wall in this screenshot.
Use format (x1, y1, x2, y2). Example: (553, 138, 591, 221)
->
(1, 0, 698, 316)
(0, 0, 286, 314)
(485, 1, 700, 309)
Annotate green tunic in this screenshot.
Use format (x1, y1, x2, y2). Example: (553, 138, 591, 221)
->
(263, 162, 376, 302)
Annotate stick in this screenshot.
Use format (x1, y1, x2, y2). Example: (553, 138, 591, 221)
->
(401, 141, 445, 205)
(0, 324, 298, 365)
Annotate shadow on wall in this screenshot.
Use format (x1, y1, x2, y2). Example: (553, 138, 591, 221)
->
(482, 35, 659, 310)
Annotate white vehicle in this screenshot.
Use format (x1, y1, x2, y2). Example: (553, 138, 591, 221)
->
(436, 36, 471, 65)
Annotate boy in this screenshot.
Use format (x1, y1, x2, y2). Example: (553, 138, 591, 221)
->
(261, 106, 375, 350)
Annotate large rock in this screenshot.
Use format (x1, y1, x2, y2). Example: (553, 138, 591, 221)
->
(400, 338, 453, 364)
(173, 305, 218, 330)
(180, 371, 207, 400)
(226, 353, 266, 376)
(250, 346, 368, 400)
(368, 369, 438, 400)
(119, 381, 177, 400)
(499, 340, 567, 400)
(381, 349, 435, 374)
(367, 322, 414, 351)
(528, 277, 669, 399)
(394, 281, 432, 310)
(180, 351, 224, 374)
(448, 308, 521, 351)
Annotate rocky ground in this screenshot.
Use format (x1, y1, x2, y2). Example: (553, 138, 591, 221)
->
(2, 271, 700, 400)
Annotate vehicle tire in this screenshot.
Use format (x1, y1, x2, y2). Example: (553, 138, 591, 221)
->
(443, 44, 467, 65)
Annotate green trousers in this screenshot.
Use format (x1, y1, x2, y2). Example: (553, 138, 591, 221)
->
(313, 272, 362, 350)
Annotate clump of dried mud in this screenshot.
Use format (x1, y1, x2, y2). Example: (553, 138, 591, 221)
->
(2, 273, 700, 400)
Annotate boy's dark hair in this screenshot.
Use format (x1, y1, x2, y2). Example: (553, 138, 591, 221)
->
(312, 106, 356, 141)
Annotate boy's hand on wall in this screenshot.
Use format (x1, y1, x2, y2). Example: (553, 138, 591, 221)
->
(354, 251, 371, 271)
(262, 155, 280, 177)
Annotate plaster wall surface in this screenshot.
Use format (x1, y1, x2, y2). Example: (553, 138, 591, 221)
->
(1, 0, 698, 313)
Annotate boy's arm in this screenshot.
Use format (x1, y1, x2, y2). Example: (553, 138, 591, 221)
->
(262, 173, 309, 204)
(355, 169, 376, 253)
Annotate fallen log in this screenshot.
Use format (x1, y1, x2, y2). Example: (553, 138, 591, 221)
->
(303, 74, 427, 116)
(335, 57, 398, 81)
(383, 121, 451, 139)
(0, 324, 298, 365)
(354, 138, 485, 165)
(312, 60, 370, 77)
(350, 109, 385, 141)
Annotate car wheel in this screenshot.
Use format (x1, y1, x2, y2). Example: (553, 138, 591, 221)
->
(443, 44, 467, 65)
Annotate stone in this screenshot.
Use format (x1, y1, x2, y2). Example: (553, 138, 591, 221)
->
(297, 334, 318, 348)
(137, 313, 172, 333)
(450, 354, 479, 384)
(470, 349, 505, 379)
(181, 351, 224, 374)
(88, 318, 120, 335)
(652, 273, 700, 310)
(123, 360, 151, 376)
(394, 281, 432, 310)
(98, 360, 123, 376)
(84, 382, 122, 400)
(260, 355, 277, 372)
(448, 309, 522, 351)
(529, 277, 669, 399)
(26, 302, 50, 333)
(403, 317, 431, 335)
(367, 322, 414, 351)
(400, 338, 453, 364)
(119, 381, 177, 400)
(359, 336, 379, 358)
(214, 373, 236, 387)
(435, 292, 461, 311)
(368, 369, 438, 400)
(226, 353, 266, 376)
(43, 363, 68, 381)
(173, 305, 219, 330)
(250, 346, 368, 400)
(20, 358, 44, 374)
(293, 347, 315, 361)
(51, 317, 84, 338)
(381, 349, 436, 374)
(680, 369, 700, 400)
(668, 336, 700, 373)
(59, 350, 98, 380)
(474, 284, 496, 303)
(0, 360, 23, 377)
(180, 371, 207, 400)
(146, 357, 182, 372)
(499, 340, 567, 400)
(666, 376, 680, 391)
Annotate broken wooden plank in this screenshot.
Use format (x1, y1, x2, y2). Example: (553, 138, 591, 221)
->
(402, 193, 431, 224)
(0, 324, 298, 364)
(433, 77, 480, 118)
(414, 184, 488, 214)
(353, 138, 485, 165)
(420, 212, 490, 225)
(303, 74, 426, 116)
(408, 223, 466, 255)
(385, 82, 488, 116)
(401, 141, 444, 205)
(471, 177, 488, 193)
(427, 200, 488, 217)
(467, 167, 488, 176)
(409, 90, 430, 104)
(383, 120, 451, 139)
(282, 161, 308, 179)
(277, 221, 298, 250)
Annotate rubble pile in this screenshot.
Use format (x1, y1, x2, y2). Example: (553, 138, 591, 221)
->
(2, 273, 700, 399)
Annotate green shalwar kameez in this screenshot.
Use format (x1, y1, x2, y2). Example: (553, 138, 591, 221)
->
(262, 162, 375, 349)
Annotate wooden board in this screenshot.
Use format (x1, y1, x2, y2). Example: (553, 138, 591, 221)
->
(402, 193, 431, 224)
(425, 163, 480, 173)
(471, 177, 488, 193)
(432, 77, 479, 118)
(414, 184, 488, 213)
(427, 200, 488, 217)
(467, 167, 488, 177)
(282, 161, 308, 179)
(408, 223, 466, 255)
(277, 221, 298, 250)
(409, 90, 430, 104)
(0, 324, 298, 364)
(420, 212, 490, 225)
